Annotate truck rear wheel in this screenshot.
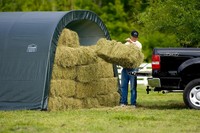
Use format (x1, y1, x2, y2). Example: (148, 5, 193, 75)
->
(183, 78, 200, 109)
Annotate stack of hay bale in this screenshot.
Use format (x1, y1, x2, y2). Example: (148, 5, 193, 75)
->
(48, 29, 120, 111)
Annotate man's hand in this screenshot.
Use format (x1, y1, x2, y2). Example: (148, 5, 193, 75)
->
(126, 38, 135, 43)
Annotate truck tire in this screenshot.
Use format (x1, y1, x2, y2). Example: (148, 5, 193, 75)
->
(183, 78, 200, 109)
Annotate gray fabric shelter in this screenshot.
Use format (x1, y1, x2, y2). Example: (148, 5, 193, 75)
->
(0, 10, 119, 110)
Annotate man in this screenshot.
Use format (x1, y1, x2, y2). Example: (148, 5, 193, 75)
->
(120, 30, 142, 108)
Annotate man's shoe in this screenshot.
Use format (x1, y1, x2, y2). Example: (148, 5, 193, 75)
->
(131, 105, 136, 108)
(120, 104, 126, 107)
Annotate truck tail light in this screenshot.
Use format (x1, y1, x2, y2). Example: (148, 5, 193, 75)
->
(152, 55, 160, 70)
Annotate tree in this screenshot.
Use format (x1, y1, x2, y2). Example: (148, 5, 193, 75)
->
(0, 0, 55, 11)
(74, 0, 131, 42)
(140, 31, 179, 62)
(139, 0, 200, 47)
(0, 0, 151, 60)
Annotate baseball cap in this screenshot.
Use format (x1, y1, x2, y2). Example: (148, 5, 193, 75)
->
(131, 30, 139, 37)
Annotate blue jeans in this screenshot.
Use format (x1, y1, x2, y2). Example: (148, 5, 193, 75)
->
(120, 68, 137, 105)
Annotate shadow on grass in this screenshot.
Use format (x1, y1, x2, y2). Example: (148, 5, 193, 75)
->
(137, 101, 188, 110)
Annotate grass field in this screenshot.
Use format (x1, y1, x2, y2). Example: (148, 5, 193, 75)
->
(0, 85, 199, 133)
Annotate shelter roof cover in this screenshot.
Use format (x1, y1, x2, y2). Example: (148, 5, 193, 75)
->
(0, 10, 111, 110)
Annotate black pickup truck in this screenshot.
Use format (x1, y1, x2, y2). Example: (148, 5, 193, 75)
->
(147, 48, 200, 109)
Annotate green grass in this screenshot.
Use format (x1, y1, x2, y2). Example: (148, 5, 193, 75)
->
(0, 85, 199, 133)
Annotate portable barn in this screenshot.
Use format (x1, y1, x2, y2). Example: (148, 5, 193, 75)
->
(0, 10, 119, 110)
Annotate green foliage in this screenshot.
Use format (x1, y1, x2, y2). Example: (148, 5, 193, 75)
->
(139, 0, 200, 47)
(0, 0, 54, 11)
(99, 1, 129, 41)
(75, 0, 132, 41)
(1, 0, 200, 61)
(140, 31, 179, 62)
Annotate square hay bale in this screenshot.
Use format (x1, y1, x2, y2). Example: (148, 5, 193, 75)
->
(51, 64, 76, 80)
(96, 38, 144, 68)
(83, 98, 100, 108)
(76, 63, 99, 83)
(96, 59, 114, 78)
(54, 46, 79, 67)
(96, 77, 118, 95)
(54, 46, 98, 68)
(75, 77, 118, 99)
(48, 97, 64, 111)
(76, 58, 114, 83)
(48, 97, 84, 111)
(50, 79, 76, 98)
(63, 98, 84, 109)
(97, 92, 120, 107)
(113, 92, 121, 105)
(75, 82, 98, 99)
(76, 46, 98, 66)
(57, 28, 80, 48)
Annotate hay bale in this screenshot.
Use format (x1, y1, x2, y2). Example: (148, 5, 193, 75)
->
(48, 97, 84, 111)
(76, 58, 114, 83)
(96, 38, 144, 68)
(54, 46, 98, 67)
(76, 77, 118, 99)
(48, 97, 64, 111)
(54, 46, 79, 67)
(76, 63, 99, 83)
(51, 64, 76, 80)
(83, 98, 100, 108)
(50, 80, 76, 98)
(76, 46, 98, 65)
(96, 59, 114, 78)
(76, 82, 98, 99)
(97, 92, 120, 107)
(96, 77, 118, 95)
(87, 44, 98, 51)
(57, 28, 80, 48)
(63, 98, 84, 109)
(112, 92, 121, 105)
